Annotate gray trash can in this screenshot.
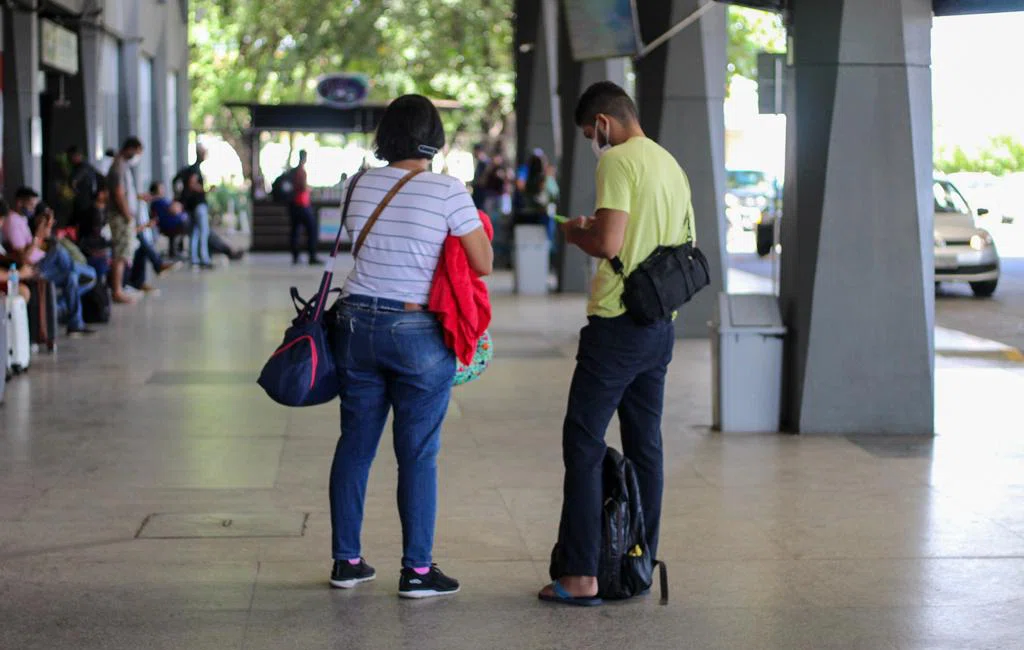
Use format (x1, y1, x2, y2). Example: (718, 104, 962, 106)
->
(710, 293, 786, 433)
(513, 224, 550, 296)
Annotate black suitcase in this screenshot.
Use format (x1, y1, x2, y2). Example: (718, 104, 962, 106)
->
(82, 278, 111, 324)
(27, 278, 58, 352)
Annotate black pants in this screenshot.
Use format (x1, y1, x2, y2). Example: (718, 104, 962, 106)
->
(557, 314, 674, 576)
(129, 234, 164, 289)
(289, 204, 317, 262)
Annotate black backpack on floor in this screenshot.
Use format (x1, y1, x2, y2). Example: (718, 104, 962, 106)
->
(82, 278, 112, 324)
(550, 447, 668, 603)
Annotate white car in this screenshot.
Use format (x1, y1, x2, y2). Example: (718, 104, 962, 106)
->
(934, 178, 1000, 297)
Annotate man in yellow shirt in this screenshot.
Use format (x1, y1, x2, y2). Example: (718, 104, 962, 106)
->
(540, 82, 695, 605)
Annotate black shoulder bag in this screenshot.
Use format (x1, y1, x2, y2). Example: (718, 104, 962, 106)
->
(610, 240, 711, 326)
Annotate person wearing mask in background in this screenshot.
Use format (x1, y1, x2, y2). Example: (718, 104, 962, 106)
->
(290, 150, 321, 266)
(539, 81, 693, 606)
(107, 137, 145, 304)
(182, 145, 214, 270)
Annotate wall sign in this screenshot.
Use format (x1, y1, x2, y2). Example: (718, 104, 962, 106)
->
(41, 19, 79, 75)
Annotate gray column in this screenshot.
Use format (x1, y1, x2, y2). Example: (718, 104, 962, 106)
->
(780, 0, 934, 434)
(557, 58, 628, 294)
(79, 24, 103, 160)
(152, 33, 170, 183)
(121, 0, 141, 141)
(635, 0, 728, 338)
(521, 0, 559, 164)
(3, 7, 41, 192)
(176, 66, 190, 168)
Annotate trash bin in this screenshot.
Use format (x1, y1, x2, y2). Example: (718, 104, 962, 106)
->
(514, 224, 550, 295)
(710, 293, 786, 433)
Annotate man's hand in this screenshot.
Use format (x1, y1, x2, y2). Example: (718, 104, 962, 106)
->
(19, 265, 37, 280)
(560, 216, 593, 246)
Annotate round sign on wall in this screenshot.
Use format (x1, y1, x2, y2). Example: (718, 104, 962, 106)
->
(315, 74, 370, 107)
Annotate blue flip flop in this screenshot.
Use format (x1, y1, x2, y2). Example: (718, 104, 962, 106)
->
(538, 580, 603, 607)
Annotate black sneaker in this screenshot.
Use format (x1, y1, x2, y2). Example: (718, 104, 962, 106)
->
(398, 565, 460, 599)
(330, 559, 376, 589)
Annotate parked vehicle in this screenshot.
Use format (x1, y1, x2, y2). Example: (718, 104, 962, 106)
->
(934, 177, 1000, 297)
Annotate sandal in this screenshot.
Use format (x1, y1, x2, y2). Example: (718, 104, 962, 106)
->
(538, 580, 603, 607)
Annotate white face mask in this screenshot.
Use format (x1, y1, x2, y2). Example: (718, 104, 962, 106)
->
(128, 154, 142, 167)
(590, 119, 612, 159)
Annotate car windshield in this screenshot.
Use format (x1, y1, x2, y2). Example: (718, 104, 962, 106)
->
(727, 170, 767, 190)
(933, 181, 970, 215)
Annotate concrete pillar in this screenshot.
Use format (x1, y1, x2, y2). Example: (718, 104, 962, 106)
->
(780, 0, 934, 434)
(152, 32, 170, 184)
(3, 6, 41, 192)
(517, 0, 560, 164)
(634, 0, 728, 338)
(79, 24, 103, 161)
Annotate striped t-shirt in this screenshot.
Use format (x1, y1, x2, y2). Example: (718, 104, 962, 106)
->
(341, 166, 483, 305)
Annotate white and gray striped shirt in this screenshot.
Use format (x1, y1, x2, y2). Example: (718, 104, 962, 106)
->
(341, 167, 482, 305)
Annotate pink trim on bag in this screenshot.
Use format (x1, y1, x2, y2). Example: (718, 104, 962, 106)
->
(271, 335, 319, 390)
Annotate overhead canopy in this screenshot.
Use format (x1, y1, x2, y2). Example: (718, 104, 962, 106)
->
(224, 100, 462, 134)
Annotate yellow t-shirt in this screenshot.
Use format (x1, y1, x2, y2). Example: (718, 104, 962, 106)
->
(588, 137, 695, 318)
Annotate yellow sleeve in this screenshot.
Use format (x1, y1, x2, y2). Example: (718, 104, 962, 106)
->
(594, 152, 632, 214)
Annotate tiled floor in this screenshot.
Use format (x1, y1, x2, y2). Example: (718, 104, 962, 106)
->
(3, 256, 1024, 649)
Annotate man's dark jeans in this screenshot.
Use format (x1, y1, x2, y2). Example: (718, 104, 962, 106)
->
(557, 314, 674, 577)
(289, 204, 317, 262)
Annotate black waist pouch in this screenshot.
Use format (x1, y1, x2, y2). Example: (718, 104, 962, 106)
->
(611, 242, 711, 325)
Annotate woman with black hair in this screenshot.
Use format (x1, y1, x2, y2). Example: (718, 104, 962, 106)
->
(326, 94, 493, 599)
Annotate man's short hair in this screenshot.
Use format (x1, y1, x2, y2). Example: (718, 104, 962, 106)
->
(574, 81, 638, 127)
(149, 181, 162, 195)
(15, 186, 39, 201)
(0, 197, 9, 215)
(122, 136, 143, 151)
(66, 145, 81, 157)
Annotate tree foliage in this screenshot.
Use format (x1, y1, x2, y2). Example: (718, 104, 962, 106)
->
(727, 6, 786, 85)
(190, 0, 515, 177)
(936, 135, 1024, 175)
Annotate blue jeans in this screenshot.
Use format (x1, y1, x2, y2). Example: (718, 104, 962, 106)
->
(130, 231, 164, 289)
(37, 245, 97, 330)
(190, 203, 211, 265)
(556, 315, 674, 576)
(329, 295, 456, 568)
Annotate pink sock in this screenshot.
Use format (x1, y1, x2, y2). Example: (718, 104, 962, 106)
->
(347, 558, 362, 565)
(413, 566, 430, 575)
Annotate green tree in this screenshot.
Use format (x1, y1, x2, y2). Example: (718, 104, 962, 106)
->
(189, 0, 514, 181)
(727, 6, 787, 85)
(936, 136, 1024, 175)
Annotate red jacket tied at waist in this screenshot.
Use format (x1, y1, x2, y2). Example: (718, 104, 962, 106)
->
(429, 210, 493, 366)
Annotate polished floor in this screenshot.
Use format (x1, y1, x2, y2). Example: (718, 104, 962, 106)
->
(3, 256, 1024, 649)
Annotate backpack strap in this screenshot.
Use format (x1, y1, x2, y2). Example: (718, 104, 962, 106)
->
(656, 560, 669, 605)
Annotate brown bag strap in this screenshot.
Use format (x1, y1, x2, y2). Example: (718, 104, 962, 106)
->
(352, 169, 424, 258)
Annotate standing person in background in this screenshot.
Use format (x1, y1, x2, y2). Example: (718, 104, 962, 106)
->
(182, 145, 213, 270)
(471, 143, 489, 209)
(290, 150, 322, 266)
(107, 137, 144, 304)
(67, 146, 99, 231)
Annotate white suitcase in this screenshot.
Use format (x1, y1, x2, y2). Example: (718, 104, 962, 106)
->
(6, 294, 30, 374)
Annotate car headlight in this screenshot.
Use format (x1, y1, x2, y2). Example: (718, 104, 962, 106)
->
(970, 232, 994, 251)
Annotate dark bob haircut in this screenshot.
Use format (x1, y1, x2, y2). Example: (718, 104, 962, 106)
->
(574, 81, 638, 127)
(374, 95, 445, 164)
